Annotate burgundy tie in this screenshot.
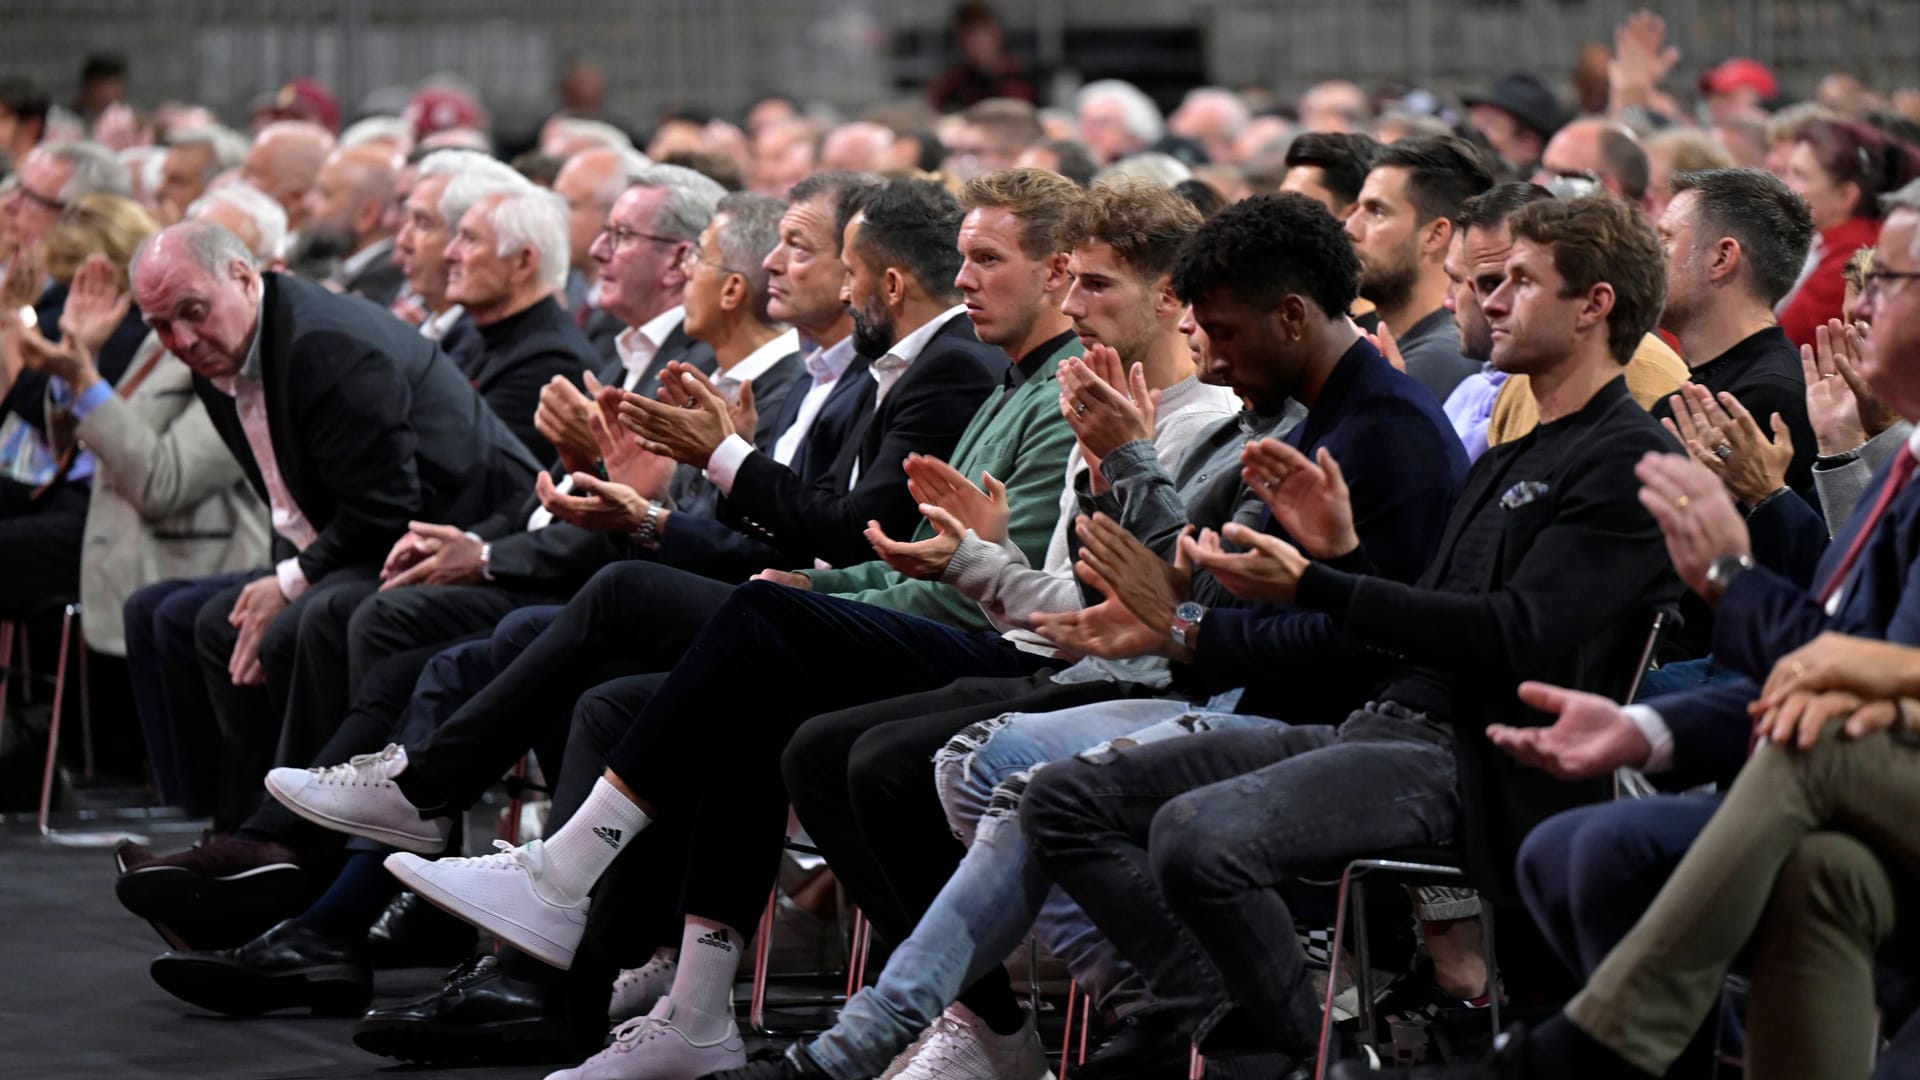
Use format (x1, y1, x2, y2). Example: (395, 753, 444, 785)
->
(1819, 444, 1917, 604)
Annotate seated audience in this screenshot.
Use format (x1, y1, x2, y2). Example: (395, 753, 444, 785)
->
(1777, 119, 1920, 348)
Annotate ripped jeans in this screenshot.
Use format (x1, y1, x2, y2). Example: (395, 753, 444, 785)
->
(809, 697, 1267, 1080)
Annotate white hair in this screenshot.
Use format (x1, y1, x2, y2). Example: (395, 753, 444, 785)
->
(416, 148, 515, 182)
(187, 182, 288, 262)
(133, 218, 259, 284)
(119, 146, 167, 198)
(629, 162, 726, 242)
(168, 124, 249, 173)
(49, 140, 132, 201)
(420, 150, 531, 232)
(1094, 152, 1192, 188)
(1884, 180, 1920, 261)
(1076, 79, 1165, 146)
(488, 187, 571, 291)
(341, 115, 415, 152)
(1178, 87, 1251, 138)
(549, 117, 634, 152)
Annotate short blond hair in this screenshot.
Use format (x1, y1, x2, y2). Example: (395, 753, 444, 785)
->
(44, 192, 159, 290)
(958, 166, 1086, 258)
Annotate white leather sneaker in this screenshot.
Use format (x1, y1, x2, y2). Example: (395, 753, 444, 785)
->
(891, 1002, 1055, 1080)
(608, 955, 678, 1022)
(385, 839, 587, 969)
(543, 999, 747, 1079)
(264, 744, 452, 854)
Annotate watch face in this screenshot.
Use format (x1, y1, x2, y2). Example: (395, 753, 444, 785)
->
(1175, 601, 1205, 622)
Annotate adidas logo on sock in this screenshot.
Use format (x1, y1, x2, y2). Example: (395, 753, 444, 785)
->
(695, 928, 733, 953)
(592, 826, 623, 848)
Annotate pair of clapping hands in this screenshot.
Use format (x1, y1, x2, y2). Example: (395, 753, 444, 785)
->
(6, 253, 129, 390)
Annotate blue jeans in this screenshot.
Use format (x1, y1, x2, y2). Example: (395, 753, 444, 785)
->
(809, 698, 1266, 1080)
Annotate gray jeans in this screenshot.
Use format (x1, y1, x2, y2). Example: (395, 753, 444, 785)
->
(1021, 701, 1461, 1056)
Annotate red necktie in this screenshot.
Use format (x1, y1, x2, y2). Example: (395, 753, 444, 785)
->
(1819, 444, 1917, 604)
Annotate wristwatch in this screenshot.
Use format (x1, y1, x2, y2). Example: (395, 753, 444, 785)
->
(1169, 601, 1207, 648)
(634, 501, 666, 548)
(1703, 553, 1754, 604)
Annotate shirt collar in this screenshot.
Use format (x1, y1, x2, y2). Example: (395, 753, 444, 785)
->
(422, 303, 466, 340)
(715, 328, 800, 389)
(1009, 329, 1079, 387)
(337, 237, 393, 281)
(805, 335, 857, 383)
(880, 304, 967, 369)
(616, 304, 687, 373)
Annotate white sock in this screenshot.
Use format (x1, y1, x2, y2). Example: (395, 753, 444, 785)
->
(538, 777, 651, 903)
(668, 917, 741, 1043)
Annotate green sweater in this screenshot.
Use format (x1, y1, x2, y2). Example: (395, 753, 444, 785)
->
(804, 334, 1082, 631)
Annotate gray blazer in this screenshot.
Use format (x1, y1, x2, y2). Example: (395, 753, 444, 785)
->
(1813, 421, 1916, 535)
(65, 335, 270, 653)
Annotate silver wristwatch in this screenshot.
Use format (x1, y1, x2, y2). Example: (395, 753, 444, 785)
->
(1169, 601, 1207, 648)
(635, 501, 666, 548)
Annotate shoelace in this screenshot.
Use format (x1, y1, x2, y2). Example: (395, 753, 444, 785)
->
(440, 838, 531, 872)
(603, 1013, 669, 1056)
(903, 1013, 981, 1070)
(309, 745, 401, 784)
(612, 958, 673, 993)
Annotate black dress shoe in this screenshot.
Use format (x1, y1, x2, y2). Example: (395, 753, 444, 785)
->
(366, 889, 478, 969)
(352, 954, 605, 1065)
(700, 1043, 830, 1079)
(149, 918, 372, 1016)
(115, 832, 308, 950)
(1072, 1008, 1194, 1080)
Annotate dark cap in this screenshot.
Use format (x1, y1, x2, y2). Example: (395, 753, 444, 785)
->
(1461, 72, 1567, 139)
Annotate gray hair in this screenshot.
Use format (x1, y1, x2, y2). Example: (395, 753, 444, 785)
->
(713, 192, 787, 323)
(438, 165, 533, 236)
(1882, 179, 1920, 261)
(1095, 152, 1192, 188)
(417, 148, 521, 184)
(1076, 80, 1165, 146)
(1177, 87, 1251, 138)
(50, 140, 131, 202)
(132, 218, 259, 286)
(548, 117, 634, 152)
(630, 162, 726, 243)
(488, 187, 571, 291)
(168, 124, 249, 175)
(340, 115, 414, 150)
(187, 182, 288, 262)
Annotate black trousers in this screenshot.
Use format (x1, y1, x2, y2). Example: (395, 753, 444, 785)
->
(404, 559, 739, 810)
(780, 674, 1137, 1016)
(127, 573, 257, 826)
(591, 581, 1055, 936)
(0, 481, 86, 618)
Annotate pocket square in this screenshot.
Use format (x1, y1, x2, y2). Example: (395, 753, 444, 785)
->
(1500, 480, 1549, 510)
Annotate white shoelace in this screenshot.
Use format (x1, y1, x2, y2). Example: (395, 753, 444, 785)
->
(309, 745, 402, 784)
(899, 1012, 987, 1075)
(601, 1013, 671, 1057)
(439, 839, 531, 872)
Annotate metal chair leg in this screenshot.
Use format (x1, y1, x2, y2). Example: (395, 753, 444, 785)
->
(1060, 981, 1078, 1080)
(1352, 878, 1376, 1050)
(72, 606, 92, 782)
(1479, 900, 1501, 1035)
(1026, 931, 1042, 1018)
(37, 607, 76, 834)
(1314, 865, 1358, 1080)
(0, 619, 14, 750)
(749, 884, 779, 1032)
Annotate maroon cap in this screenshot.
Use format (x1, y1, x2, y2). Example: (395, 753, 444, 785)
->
(252, 77, 341, 133)
(405, 87, 487, 139)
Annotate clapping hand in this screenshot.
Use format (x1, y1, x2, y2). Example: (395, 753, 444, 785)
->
(1609, 9, 1680, 112)
(1075, 513, 1191, 639)
(1634, 452, 1750, 602)
(1362, 321, 1404, 373)
(904, 454, 1010, 544)
(1030, 556, 1179, 661)
(1240, 439, 1360, 559)
(1802, 319, 1895, 453)
(533, 386, 677, 533)
(535, 369, 606, 474)
(1179, 522, 1310, 605)
(1058, 345, 1157, 487)
(619, 362, 735, 467)
(1661, 383, 1793, 506)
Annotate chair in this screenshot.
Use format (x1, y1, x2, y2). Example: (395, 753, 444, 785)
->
(0, 602, 94, 835)
(748, 811, 855, 1035)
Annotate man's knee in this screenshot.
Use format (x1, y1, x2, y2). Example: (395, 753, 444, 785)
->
(1017, 757, 1093, 842)
(1770, 832, 1897, 944)
(193, 584, 243, 659)
(1516, 805, 1589, 912)
(347, 588, 418, 650)
(573, 682, 642, 761)
(932, 713, 1021, 837)
(1147, 793, 1237, 902)
(491, 604, 559, 668)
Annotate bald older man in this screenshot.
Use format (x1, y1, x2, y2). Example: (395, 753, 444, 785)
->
(1536, 118, 1654, 218)
(239, 120, 334, 233)
(297, 145, 404, 303)
(819, 122, 893, 172)
(1170, 86, 1252, 164)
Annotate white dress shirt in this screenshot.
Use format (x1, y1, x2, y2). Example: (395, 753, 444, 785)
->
(869, 304, 968, 406)
(420, 304, 466, 342)
(334, 237, 394, 288)
(771, 336, 858, 468)
(210, 303, 319, 600)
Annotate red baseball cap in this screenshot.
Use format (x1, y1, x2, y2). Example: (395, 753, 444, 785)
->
(252, 77, 341, 133)
(1699, 58, 1778, 100)
(405, 87, 487, 139)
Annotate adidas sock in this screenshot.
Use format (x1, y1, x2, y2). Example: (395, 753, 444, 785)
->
(538, 776, 651, 903)
(668, 917, 742, 1043)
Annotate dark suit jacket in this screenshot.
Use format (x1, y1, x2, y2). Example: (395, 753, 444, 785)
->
(1183, 340, 1469, 724)
(619, 318, 718, 400)
(1656, 445, 1920, 789)
(1294, 376, 1684, 900)
(652, 348, 874, 582)
(468, 296, 597, 461)
(717, 311, 1008, 570)
(340, 243, 406, 307)
(664, 350, 805, 524)
(192, 273, 540, 585)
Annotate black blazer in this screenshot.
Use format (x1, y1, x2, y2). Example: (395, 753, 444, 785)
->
(651, 350, 871, 582)
(718, 312, 1008, 569)
(340, 244, 407, 308)
(468, 295, 597, 461)
(193, 273, 541, 585)
(616, 318, 718, 400)
(1294, 377, 1684, 901)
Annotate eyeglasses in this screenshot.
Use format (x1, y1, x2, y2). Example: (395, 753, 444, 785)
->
(1860, 269, 1920, 301)
(678, 244, 739, 275)
(599, 224, 684, 251)
(11, 184, 65, 213)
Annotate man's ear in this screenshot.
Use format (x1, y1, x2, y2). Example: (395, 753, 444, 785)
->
(1043, 251, 1072, 293)
(1421, 216, 1455, 263)
(719, 271, 748, 313)
(1576, 281, 1617, 338)
(883, 265, 908, 308)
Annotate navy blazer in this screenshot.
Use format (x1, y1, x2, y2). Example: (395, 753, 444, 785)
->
(1656, 443, 1920, 788)
(1186, 339, 1469, 724)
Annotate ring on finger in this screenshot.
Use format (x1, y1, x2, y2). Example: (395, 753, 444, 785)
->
(1675, 494, 1691, 509)
(1711, 442, 1733, 460)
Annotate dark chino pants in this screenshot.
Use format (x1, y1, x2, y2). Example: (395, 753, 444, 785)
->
(590, 581, 1055, 936)
(1022, 704, 1459, 1057)
(127, 573, 256, 824)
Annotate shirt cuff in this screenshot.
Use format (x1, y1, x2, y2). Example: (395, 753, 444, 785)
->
(274, 557, 310, 602)
(706, 434, 757, 496)
(70, 379, 113, 421)
(1622, 704, 1674, 773)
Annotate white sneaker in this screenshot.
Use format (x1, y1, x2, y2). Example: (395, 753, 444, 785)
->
(891, 1002, 1055, 1080)
(264, 744, 452, 854)
(543, 999, 746, 1079)
(384, 839, 588, 969)
(608, 955, 677, 1022)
